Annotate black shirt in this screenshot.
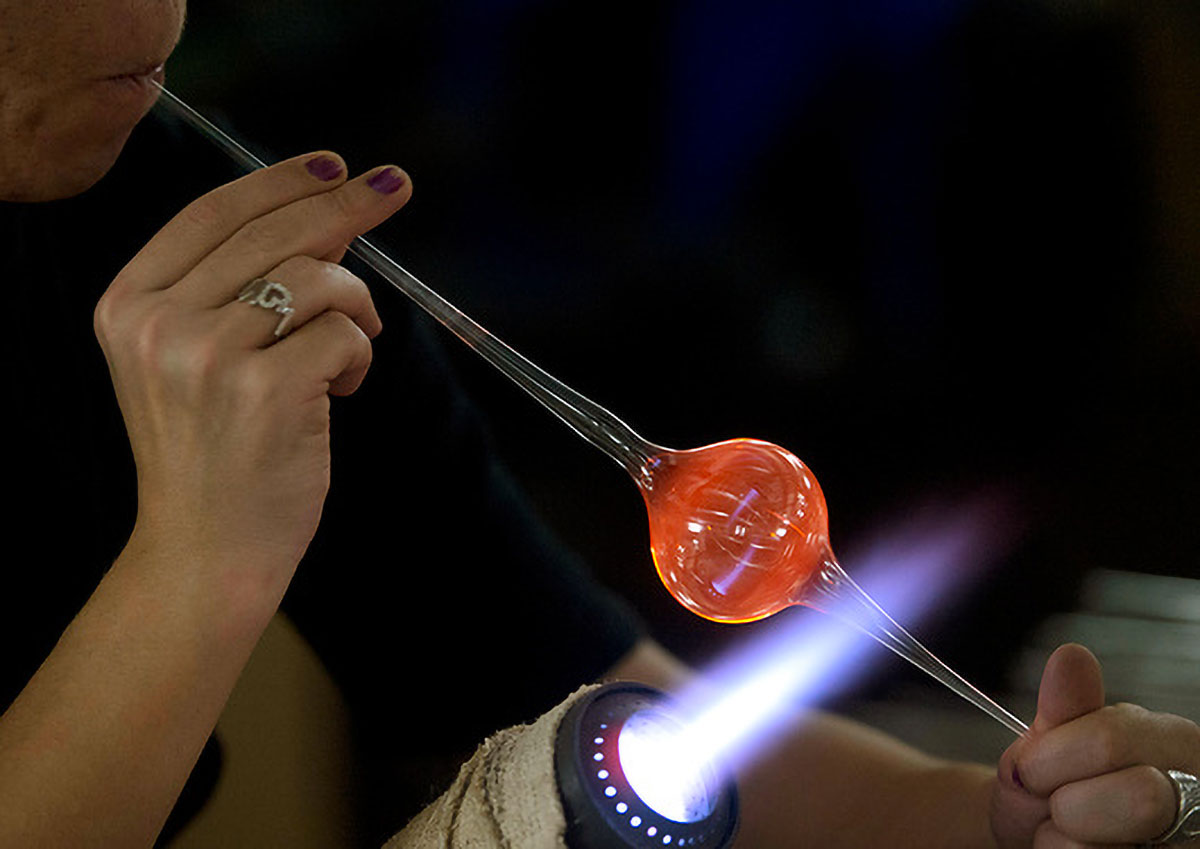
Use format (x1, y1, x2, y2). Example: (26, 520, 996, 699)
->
(1, 113, 642, 846)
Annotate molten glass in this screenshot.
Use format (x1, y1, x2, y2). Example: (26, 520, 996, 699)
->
(642, 439, 831, 624)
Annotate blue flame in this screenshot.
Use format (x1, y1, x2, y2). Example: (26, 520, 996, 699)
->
(620, 496, 1015, 815)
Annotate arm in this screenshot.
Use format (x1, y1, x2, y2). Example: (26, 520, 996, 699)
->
(0, 152, 410, 848)
(0, 538, 287, 848)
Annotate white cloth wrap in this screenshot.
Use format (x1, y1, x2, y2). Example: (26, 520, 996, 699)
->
(382, 684, 600, 849)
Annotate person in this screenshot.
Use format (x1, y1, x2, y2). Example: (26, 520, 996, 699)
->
(0, 2, 1196, 847)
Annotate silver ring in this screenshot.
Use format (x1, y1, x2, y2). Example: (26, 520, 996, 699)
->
(237, 277, 295, 337)
(1140, 769, 1200, 846)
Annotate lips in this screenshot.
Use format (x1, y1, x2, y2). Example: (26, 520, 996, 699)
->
(105, 62, 166, 84)
(96, 61, 167, 111)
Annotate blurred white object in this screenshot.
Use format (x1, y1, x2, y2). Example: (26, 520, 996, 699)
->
(1012, 569, 1200, 720)
(839, 569, 1200, 763)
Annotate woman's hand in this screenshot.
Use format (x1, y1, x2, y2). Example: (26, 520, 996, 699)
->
(0, 155, 412, 848)
(94, 152, 411, 587)
(991, 643, 1200, 848)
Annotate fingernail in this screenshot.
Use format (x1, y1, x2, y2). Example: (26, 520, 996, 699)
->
(1011, 765, 1026, 791)
(306, 155, 343, 181)
(367, 167, 406, 195)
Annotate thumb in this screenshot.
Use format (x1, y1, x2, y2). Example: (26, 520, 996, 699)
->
(995, 644, 1105, 798)
(1033, 643, 1105, 732)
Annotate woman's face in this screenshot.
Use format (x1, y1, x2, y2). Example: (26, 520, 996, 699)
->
(0, 0, 187, 202)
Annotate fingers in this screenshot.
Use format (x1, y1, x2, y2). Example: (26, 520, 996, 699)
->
(1034, 644, 1106, 732)
(1049, 765, 1176, 844)
(102, 153, 409, 402)
(263, 310, 374, 398)
(116, 152, 350, 291)
(1018, 704, 1200, 795)
(217, 256, 381, 348)
(175, 164, 411, 307)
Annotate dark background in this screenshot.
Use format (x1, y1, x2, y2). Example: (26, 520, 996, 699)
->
(166, 0, 1198, 700)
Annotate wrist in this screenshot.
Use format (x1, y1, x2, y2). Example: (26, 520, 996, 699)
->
(117, 520, 297, 639)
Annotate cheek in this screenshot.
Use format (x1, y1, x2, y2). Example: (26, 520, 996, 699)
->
(53, 83, 150, 159)
(2, 81, 147, 200)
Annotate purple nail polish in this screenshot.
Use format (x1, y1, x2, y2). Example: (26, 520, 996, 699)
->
(305, 155, 343, 181)
(368, 167, 406, 195)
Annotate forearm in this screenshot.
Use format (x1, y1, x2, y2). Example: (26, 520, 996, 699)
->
(0, 532, 290, 848)
(733, 710, 997, 849)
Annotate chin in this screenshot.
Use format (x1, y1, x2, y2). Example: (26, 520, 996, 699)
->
(5, 117, 138, 203)
(54, 133, 134, 198)
(6, 149, 125, 202)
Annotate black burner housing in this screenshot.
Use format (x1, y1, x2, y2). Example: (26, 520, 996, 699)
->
(554, 682, 739, 849)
